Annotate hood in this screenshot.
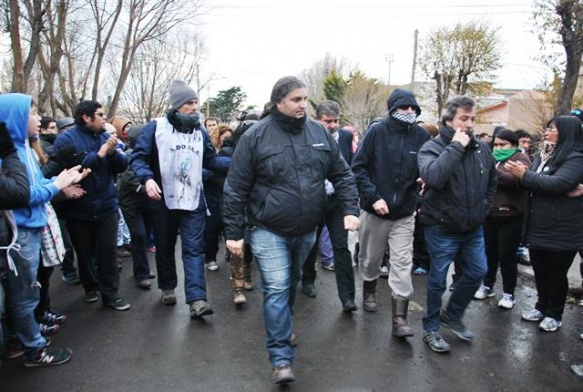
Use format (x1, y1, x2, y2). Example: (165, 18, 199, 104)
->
(387, 89, 421, 116)
(0, 93, 32, 146)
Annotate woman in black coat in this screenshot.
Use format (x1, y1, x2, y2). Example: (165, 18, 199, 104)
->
(506, 115, 583, 332)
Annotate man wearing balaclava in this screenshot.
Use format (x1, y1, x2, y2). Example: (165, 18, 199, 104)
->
(130, 80, 230, 319)
(352, 88, 429, 339)
(417, 95, 497, 354)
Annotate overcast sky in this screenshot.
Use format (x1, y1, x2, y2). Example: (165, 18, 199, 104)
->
(198, 0, 548, 107)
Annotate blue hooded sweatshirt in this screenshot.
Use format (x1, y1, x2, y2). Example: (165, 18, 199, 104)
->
(0, 93, 59, 228)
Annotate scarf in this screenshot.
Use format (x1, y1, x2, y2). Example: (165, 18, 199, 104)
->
(493, 148, 518, 162)
(391, 112, 417, 124)
(540, 141, 556, 164)
(270, 106, 306, 134)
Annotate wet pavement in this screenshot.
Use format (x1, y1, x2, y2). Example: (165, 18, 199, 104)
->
(1, 242, 583, 392)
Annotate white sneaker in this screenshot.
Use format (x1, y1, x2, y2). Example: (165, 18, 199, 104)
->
(521, 308, 544, 322)
(206, 261, 219, 271)
(539, 317, 562, 332)
(498, 293, 515, 309)
(379, 266, 389, 278)
(474, 285, 495, 300)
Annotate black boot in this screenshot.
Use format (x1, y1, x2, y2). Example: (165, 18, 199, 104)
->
(391, 295, 414, 338)
(363, 279, 378, 312)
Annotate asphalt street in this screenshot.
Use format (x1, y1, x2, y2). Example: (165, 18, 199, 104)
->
(1, 241, 582, 392)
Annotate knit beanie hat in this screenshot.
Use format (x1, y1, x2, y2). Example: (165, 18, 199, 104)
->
(495, 129, 519, 146)
(110, 116, 132, 139)
(169, 80, 198, 110)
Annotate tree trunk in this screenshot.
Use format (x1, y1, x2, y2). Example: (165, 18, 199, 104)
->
(9, 0, 25, 92)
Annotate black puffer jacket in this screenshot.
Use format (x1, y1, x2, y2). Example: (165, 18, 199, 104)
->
(0, 150, 30, 250)
(223, 110, 359, 239)
(521, 151, 583, 250)
(352, 98, 429, 220)
(418, 126, 497, 233)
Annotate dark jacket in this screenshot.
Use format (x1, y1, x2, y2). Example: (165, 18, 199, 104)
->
(337, 129, 354, 166)
(520, 151, 583, 250)
(418, 126, 497, 233)
(0, 150, 30, 247)
(352, 114, 429, 220)
(54, 125, 129, 221)
(223, 111, 359, 239)
(489, 151, 531, 219)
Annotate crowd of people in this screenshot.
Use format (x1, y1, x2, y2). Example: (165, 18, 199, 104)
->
(1, 76, 583, 384)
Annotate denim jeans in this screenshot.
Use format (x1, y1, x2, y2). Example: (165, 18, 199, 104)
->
(249, 226, 316, 368)
(152, 198, 208, 304)
(422, 225, 487, 332)
(3, 228, 47, 358)
(319, 226, 334, 264)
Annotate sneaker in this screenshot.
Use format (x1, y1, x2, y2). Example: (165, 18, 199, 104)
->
(104, 298, 131, 311)
(84, 291, 99, 303)
(440, 311, 474, 342)
(42, 309, 67, 324)
(38, 322, 60, 335)
(190, 300, 214, 319)
(521, 308, 544, 322)
(161, 289, 177, 305)
(23, 347, 72, 368)
(498, 293, 515, 309)
(423, 331, 451, 353)
(137, 279, 152, 289)
(206, 261, 219, 271)
(474, 285, 495, 300)
(272, 364, 295, 384)
(321, 262, 335, 271)
(413, 267, 428, 275)
(61, 274, 81, 285)
(5, 337, 51, 360)
(234, 290, 247, 304)
(379, 265, 389, 278)
(539, 317, 562, 332)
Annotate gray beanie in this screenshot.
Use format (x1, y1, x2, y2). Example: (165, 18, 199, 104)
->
(169, 80, 198, 109)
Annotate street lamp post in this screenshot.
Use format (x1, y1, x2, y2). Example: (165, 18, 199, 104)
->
(386, 54, 394, 86)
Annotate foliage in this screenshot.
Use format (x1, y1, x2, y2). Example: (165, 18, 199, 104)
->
(201, 86, 247, 123)
(418, 19, 501, 116)
(341, 71, 390, 134)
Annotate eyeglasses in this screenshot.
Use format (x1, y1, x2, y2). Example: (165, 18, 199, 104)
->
(545, 127, 558, 132)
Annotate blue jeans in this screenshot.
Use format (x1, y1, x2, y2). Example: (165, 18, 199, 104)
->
(3, 228, 47, 358)
(319, 226, 334, 265)
(152, 199, 207, 304)
(249, 227, 316, 368)
(423, 225, 487, 332)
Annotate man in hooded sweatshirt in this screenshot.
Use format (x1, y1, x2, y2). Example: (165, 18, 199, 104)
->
(0, 93, 87, 367)
(130, 80, 230, 319)
(417, 95, 497, 353)
(351, 88, 430, 338)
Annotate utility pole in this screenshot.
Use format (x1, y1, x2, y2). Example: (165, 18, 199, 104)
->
(385, 54, 394, 86)
(411, 29, 418, 85)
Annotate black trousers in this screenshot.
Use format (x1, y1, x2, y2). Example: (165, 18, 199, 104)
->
(530, 248, 576, 320)
(483, 215, 523, 295)
(121, 198, 154, 282)
(301, 196, 355, 304)
(68, 213, 120, 304)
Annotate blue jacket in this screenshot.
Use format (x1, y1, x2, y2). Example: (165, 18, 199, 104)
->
(0, 93, 59, 228)
(54, 124, 128, 221)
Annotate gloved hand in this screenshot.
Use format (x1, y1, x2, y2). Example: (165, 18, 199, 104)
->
(0, 122, 17, 159)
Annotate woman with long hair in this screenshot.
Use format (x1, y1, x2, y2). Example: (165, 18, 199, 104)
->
(506, 115, 583, 332)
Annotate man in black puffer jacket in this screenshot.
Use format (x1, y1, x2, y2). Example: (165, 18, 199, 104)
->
(352, 88, 430, 338)
(417, 95, 497, 354)
(223, 76, 359, 385)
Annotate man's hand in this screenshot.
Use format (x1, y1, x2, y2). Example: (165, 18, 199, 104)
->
(452, 128, 470, 147)
(53, 165, 91, 190)
(372, 199, 389, 215)
(344, 215, 359, 231)
(226, 239, 244, 257)
(145, 179, 162, 200)
(568, 183, 583, 198)
(62, 184, 86, 199)
(505, 160, 528, 179)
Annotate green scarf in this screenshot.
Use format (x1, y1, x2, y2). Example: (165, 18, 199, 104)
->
(493, 148, 518, 162)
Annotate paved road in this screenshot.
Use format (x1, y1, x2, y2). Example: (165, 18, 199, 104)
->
(1, 244, 582, 391)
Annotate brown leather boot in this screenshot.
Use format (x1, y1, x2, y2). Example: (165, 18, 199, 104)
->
(391, 295, 414, 338)
(363, 279, 378, 313)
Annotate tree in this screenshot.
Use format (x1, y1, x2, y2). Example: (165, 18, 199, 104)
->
(299, 53, 354, 108)
(418, 20, 502, 116)
(201, 87, 246, 123)
(341, 72, 390, 134)
(321, 70, 347, 108)
(533, 0, 583, 114)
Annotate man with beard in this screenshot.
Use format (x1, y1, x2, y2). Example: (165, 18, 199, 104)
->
(417, 95, 497, 353)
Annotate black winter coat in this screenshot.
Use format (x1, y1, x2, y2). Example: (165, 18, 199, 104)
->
(0, 150, 30, 247)
(223, 111, 359, 239)
(418, 126, 497, 233)
(520, 151, 583, 251)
